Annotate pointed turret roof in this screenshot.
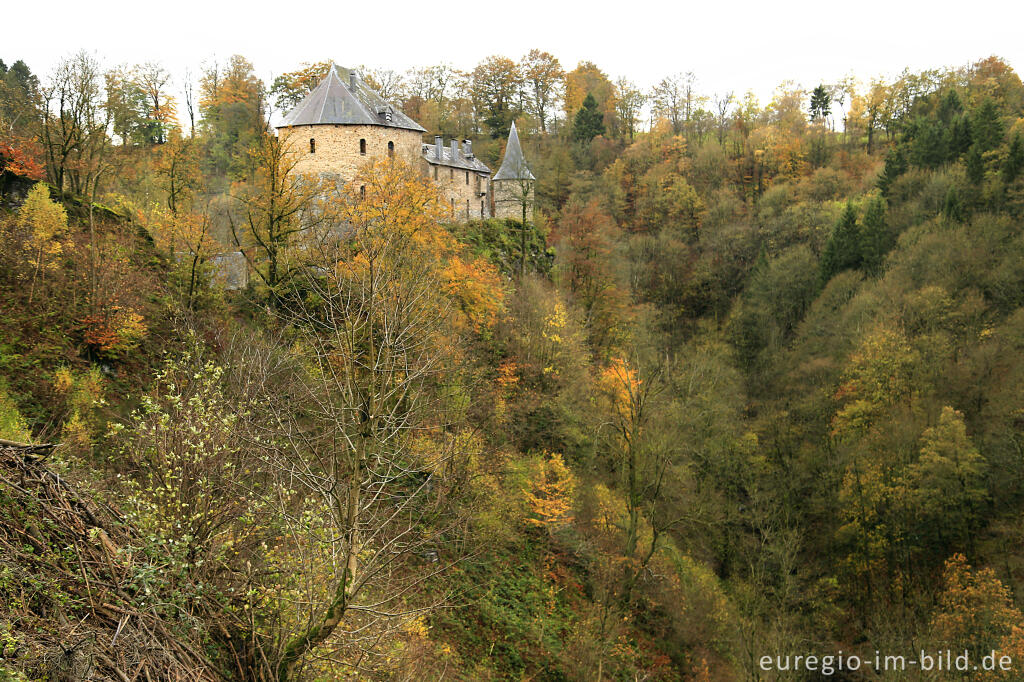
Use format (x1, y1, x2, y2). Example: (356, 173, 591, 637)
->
(493, 122, 535, 181)
(277, 64, 426, 133)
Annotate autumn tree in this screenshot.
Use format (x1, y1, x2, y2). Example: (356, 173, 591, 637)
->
(40, 51, 110, 194)
(269, 60, 332, 110)
(930, 554, 1024, 663)
(471, 55, 521, 138)
(252, 158, 474, 678)
(154, 130, 202, 214)
(525, 452, 576, 532)
(199, 55, 266, 180)
(651, 73, 688, 134)
(520, 49, 564, 133)
(228, 132, 327, 303)
(105, 66, 150, 145)
(614, 77, 646, 142)
(135, 61, 176, 143)
(13, 183, 68, 303)
(596, 355, 683, 605)
(552, 199, 628, 353)
(908, 407, 988, 555)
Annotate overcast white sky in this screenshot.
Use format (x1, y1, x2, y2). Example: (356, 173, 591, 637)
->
(4, 0, 1022, 121)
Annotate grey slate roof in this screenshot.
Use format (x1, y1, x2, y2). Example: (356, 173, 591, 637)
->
(493, 122, 535, 181)
(278, 65, 426, 133)
(422, 144, 491, 174)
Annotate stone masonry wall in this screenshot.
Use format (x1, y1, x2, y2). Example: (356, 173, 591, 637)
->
(492, 179, 535, 220)
(279, 124, 422, 179)
(425, 162, 491, 221)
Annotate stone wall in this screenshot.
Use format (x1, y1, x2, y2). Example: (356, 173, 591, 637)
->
(492, 178, 534, 220)
(425, 162, 491, 221)
(278, 124, 422, 179)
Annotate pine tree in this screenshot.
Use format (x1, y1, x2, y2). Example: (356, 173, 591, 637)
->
(937, 88, 963, 125)
(878, 146, 907, 197)
(859, 195, 892, 275)
(943, 187, 964, 222)
(972, 98, 1004, 153)
(819, 201, 861, 284)
(572, 93, 605, 143)
(966, 146, 985, 185)
(949, 114, 973, 157)
(1002, 133, 1024, 184)
(809, 84, 831, 122)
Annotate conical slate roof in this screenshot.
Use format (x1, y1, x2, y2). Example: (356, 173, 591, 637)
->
(278, 65, 426, 133)
(493, 122, 535, 181)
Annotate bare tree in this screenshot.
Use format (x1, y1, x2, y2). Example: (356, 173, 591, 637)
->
(234, 160, 470, 679)
(183, 67, 197, 137)
(714, 91, 734, 144)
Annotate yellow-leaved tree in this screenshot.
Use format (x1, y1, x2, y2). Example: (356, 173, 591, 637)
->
(17, 183, 69, 303)
(525, 452, 576, 532)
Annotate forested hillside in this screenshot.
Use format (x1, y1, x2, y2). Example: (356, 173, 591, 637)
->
(2, 51, 1024, 680)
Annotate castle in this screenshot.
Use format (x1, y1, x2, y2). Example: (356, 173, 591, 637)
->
(276, 65, 535, 221)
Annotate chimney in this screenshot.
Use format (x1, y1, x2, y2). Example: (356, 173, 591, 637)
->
(451, 139, 459, 162)
(462, 139, 473, 158)
(434, 136, 443, 161)
(349, 70, 357, 90)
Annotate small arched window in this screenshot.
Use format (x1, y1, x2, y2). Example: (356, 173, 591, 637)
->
(359, 139, 366, 155)
(480, 200, 485, 217)
(387, 141, 394, 157)
(465, 171, 469, 185)
(466, 199, 470, 217)
(309, 138, 316, 154)
(360, 185, 366, 200)
(433, 166, 438, 180)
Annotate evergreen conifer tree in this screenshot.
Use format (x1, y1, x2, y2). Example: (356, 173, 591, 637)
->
(573, 93, 605, 143)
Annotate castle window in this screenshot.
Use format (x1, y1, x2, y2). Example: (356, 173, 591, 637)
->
(465, 171, 469, 185)
(466, 199, 470, 218)
(450, 198, 454, 212)
(449, 168, 453, 179)
(360, 185, 366, 200)
(309, 138, 315, 154)
(480, 200, 484, 217)
(359, 139, 366, 155)
(387, 141, 394, 157)
(433, 166, 438, 180)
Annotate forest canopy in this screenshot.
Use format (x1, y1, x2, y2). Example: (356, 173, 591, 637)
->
(2, 49, 1024, 680)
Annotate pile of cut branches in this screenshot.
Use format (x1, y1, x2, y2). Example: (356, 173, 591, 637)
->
(0, 440, 220, 681)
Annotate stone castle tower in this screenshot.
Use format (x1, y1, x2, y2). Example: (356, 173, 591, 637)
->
(276, 65, 496, 221)
(491, 122, 535, 221)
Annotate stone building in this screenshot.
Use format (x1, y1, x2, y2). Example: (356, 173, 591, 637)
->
(491, 122, 535, 220)
(422, 135, 491, 220)
(276, 65, 493, 220)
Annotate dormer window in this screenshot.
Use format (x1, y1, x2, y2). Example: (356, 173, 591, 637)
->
(360, 139, 366, 155)
(309, 138, 315, 154)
